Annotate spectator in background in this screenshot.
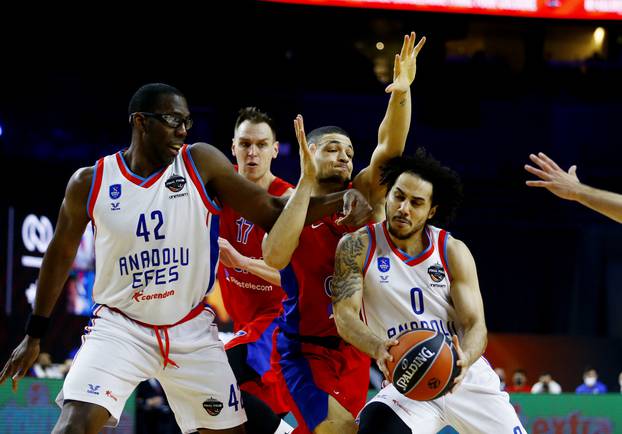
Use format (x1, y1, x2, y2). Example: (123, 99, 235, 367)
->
(618, 371, 622, 393)
(576, 367, 607, 394)
(525, 152, 622, 223)
(531, 372, 562, 394)
(494, 367, 507, 391)
(506, 369, 531, 393)
(30, 352, 65, 379)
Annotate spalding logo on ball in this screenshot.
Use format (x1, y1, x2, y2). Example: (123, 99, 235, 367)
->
(387, 329, 460, 401)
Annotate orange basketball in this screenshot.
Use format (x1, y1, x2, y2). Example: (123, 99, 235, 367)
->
(387, 329, 459, 401)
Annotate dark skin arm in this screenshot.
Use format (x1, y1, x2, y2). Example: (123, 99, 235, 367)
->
(0, 166, 92, 391)
(189, 142, 367, 230)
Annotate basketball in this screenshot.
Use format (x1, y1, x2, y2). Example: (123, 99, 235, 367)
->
(387, 329, 460, 401)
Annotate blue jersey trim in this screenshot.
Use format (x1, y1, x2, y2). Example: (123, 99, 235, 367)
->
(86, 163, 99, 220)
(362, 226, 374, 273)
(117, 151, 146, 181)
(185, 146, 221, 212)
(206, 214, 220, 294)
(278, 265, 301, 336)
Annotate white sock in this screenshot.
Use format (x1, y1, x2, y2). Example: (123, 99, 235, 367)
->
(274, 418, 294, 434)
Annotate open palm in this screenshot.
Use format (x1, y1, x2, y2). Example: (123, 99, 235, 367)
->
(386, 32, 426, 94)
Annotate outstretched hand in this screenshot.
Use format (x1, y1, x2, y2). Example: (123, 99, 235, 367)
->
(218, 237, 249, 270)
(0, 336, 41, 392)
(385, 31, 427, 94)
(337, 189, 373, 227)
(294, 115, 318, 183)
(524, 152, 581, 201)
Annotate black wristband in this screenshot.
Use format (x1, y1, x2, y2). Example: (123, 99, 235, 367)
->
(25, 313, 50, 338)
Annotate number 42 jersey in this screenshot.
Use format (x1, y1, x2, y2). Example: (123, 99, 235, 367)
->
(88, 144, 220, 325)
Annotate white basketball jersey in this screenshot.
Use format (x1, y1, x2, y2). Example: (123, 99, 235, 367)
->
(362, 222, 462, 341)
(87, 145, 220, 325)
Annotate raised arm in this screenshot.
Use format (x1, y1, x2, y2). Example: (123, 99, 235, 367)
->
(525, 152, 622, 223)
(332, 229, 398, 379)
(353, 32, 426, 216)
(191, 142, 368, 231)
(0, 167, 92, 391)
(262, 115, 318, 270)
(446, 236, 488, 390)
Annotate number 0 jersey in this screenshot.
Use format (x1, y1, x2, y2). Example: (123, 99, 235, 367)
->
(88, 145, 220, 325)
(362, 222, 462, 341)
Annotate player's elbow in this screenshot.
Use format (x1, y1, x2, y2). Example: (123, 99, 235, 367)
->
(262, 245, 288, 271)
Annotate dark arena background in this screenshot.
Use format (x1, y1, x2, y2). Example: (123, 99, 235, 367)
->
(1, 1, 621, 432)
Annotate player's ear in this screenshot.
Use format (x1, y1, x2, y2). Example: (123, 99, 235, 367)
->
(273, 141, 279, 159)
(231, 139, 236, 157)
(428, 205, 437, 220)
(309, 143, 317, 154)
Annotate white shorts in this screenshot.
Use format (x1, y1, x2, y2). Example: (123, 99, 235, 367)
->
(361, 358, 527, 434)
(57, 305, 247, 433)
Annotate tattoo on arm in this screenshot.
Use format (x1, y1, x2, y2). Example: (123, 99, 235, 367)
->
(332, 231, 367, 303)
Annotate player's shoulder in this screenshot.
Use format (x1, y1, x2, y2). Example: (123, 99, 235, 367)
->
(64, 164, 97, 206)
(336, 226, 370, 256)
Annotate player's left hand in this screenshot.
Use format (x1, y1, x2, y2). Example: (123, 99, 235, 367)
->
(450, 335, 470, 393)
(337, 189, 373, 226)
(218, 237, 249, 270)
(385, 31, 427, 94)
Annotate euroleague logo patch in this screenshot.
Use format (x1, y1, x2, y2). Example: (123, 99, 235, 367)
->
(203, 397, 224, 416)
(166, 174, 187, 192)
(427, 263, 445, 283)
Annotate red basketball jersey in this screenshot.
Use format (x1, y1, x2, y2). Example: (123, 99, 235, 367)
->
(218, 174, 293, 330)
(279, 214, 353, 338)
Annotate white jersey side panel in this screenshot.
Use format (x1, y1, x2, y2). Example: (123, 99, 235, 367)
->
(89, 145, 220, 325)
(362, 222, 461, 341)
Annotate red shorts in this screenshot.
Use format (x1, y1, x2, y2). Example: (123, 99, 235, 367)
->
(225, 313, 289, 414)
(271, 329, 370, 433)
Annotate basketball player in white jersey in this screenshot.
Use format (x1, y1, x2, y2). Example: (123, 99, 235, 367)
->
(0, 83, 370, 434)
(331, 150, 527, 434)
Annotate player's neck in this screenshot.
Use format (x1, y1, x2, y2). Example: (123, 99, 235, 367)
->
(389, 227, 428, 257)
(123, 146, 164, 178)
(312, 181, 346, 196)
(247, 171, 275, 190)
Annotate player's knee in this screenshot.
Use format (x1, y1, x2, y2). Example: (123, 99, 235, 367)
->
(358, 402, 410, 434)
(314, 419, 357, 434)
(53, 401, 110, 434)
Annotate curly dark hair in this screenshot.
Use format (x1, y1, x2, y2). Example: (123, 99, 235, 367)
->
(380, 148, 463, 226)
(234, 106, 277, 141)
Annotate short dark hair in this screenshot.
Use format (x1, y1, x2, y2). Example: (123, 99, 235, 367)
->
(128, 83, 185, 115)
(306, 126, 350, 147)
(380, 148, 463, 227)
(234, 107, 277, 141)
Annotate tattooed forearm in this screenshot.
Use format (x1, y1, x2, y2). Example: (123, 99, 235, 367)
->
(332, 231, 367, 303)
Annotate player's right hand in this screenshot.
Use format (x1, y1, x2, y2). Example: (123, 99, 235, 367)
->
(374, 338, 399, 380)
(0, 336, 41, 392)
(294, 114, 318, 184)
(337, 189, 373, 227)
